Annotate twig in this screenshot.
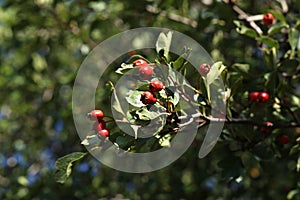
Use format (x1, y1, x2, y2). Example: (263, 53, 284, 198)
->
(146, 5, 198, 28)
(178, 112, 300, 128)
(277, 0, 288, 13)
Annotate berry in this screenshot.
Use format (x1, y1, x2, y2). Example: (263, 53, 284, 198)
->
(133, 59, 148, 67)
(257, 92, 269, 105)
(278, 134, 289, 144)
(140, 91, 157, 105)
(199, 64, 211, 76)
(248, 92, 259, 103)
(98, 128, 110, 137)
(138, 65, 153, 80)
(88, 110, 104, 121)
(260, 121, 273, 134)
(92, 121, 106, 131)
(263, 13, 274, 26)
(149, 80, 164, 92)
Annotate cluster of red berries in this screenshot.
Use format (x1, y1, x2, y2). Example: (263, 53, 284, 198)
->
(263, 13, 274, 26)
(140, 79, 165, 105)
(199, 64, 211, 77)
(132, 59, 165, 105)
(248, 91, 270, 105)
(133, 59, 153, 80)
(88, 110, 110, 137)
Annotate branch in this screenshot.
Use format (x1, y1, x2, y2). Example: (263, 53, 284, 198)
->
(146, 5, 198, 28)
(178, 112, 300, 128)
(277, 0, 288, 13)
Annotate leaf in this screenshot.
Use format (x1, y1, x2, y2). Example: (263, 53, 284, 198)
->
(231, 63, 250, 74)
(81, 135, 101, 146)
(156, 31, 173, 60)
(287, 189, 300, 200)
(54, 152, 87, 183)
(116, 136, 134, 149)
(171, 48, 191, 71)
(234, 20, 258, 38)
(111, 83, 126, 116)
(136, 82, 150, 91)
(126, 90, 145, 108)
(288, 28, 300, 58)
(297, 156, 300, 172)
(159, 87, 180, 105)
(270, 10, 287, 24)
(115, 63, 134, 75)
(32, 53, 47, 72)
(267, 23, 288, 35)
(206, 61, 226, 85)
(256, 35, 279, 49)
(158, 134, 172, 147)
(135, 107, 168, 121)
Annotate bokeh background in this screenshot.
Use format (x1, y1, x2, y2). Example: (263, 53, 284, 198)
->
(0, 0, 299, 199)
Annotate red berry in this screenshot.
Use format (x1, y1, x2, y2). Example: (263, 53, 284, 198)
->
(138, 65, 153, 80)
(278, 134, 289, 144)
(140, 91, 157, 105)
(149, 80, 164, 92)
(133, 59, 148, 67)
(257, 92, 269, 105)
(263, 13, 274, 26)
(199, 64, 211, 76)
(98, 128, 110, 137)
(92, 121, 106, 131)
(248, 92, 259, 103)
(260, 121, 273, 134)
(88, 110, 104, 121)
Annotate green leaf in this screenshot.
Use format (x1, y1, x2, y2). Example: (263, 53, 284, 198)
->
(267, 23, 288, 35)
(156, 31, 173, 60)
(54, 152, 87, 183)
(288, 28, 300, 58)
(171, 48, 191, 71)
(126, 90, 145, 108)
(116, 136, 134, 149)
(234, 20, 258, 38)
(32, 53, 47, 72)
(256, 35, 279, 49)
(231, 63, 250, 74)
(158, 134, 172, 147)
(270, 10, 287, 24)
(206, 61, 226, 85)
(111, 83, 126, 116)
(287, 189, 300, 200)
(136, 82, 150, 91)
(115, 63, 134, 75)
(135, 107, 168, 121)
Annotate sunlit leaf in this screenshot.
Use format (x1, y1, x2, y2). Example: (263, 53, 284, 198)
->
(54, 152, 87, 183)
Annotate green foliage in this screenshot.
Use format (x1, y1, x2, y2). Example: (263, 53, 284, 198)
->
(0, 0, 300, 199)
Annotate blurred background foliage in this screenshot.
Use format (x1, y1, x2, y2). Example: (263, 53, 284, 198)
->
(0, 0, 300, 199)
